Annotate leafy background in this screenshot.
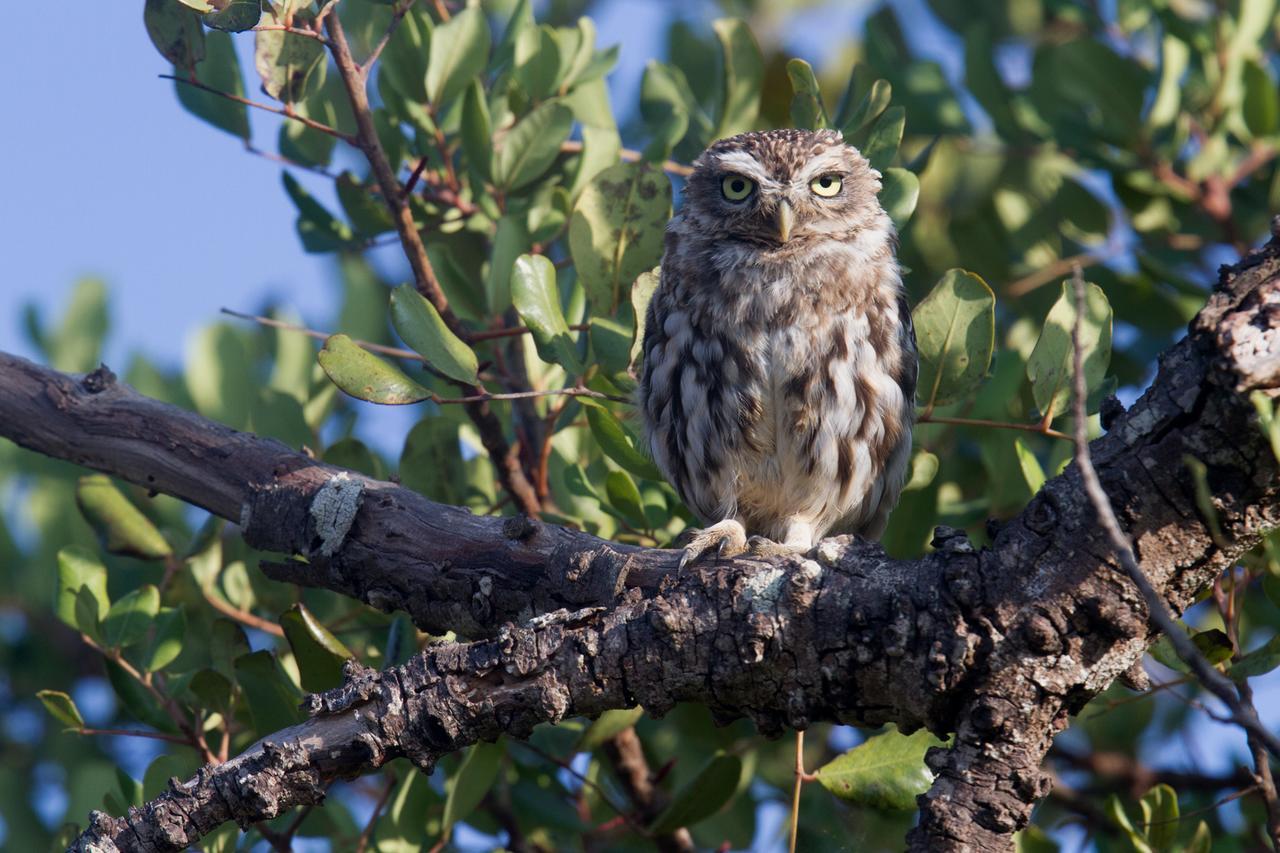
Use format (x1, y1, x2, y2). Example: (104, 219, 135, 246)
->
(4, 0, 1280, 851)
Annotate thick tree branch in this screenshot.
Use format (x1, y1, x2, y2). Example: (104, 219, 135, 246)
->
(3, 239, 1277, 852)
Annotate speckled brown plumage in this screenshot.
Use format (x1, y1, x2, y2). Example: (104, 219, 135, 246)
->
(638, 129, 917, 561)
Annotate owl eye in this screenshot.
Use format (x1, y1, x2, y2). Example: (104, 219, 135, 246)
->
(810, 174, 843, 198)
(720, 174, 756, 202)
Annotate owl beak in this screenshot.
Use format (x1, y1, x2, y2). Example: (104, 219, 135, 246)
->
(776, 201, 795, 243)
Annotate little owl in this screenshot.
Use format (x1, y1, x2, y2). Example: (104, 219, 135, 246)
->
(638, 128, 917, 565)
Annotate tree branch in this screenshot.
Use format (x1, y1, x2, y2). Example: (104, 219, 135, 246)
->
(1, 239, 1275, 852)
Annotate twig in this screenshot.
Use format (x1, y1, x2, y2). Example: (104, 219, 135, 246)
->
(79, 727, 194, 746)
(1006, 252, 1103, 298)
(244, 142, 336, 178)
(916, 412, 1072, 442)
(432, 388, 629, 405)
(361, 0, 417, 76)
(202, 588, 286, 638)
(789, 730, 805, 853)
(221, 307, 426, 362)
(511, 739, 641, 831)
(251, 23, 329, 44)
(354, 770, 398, 853)
(560, 140, 693, 178)
(1068, 266, 1280, 761)
(161, 75, 356, 144)
(1239, 679, 1280, 847)
(470, 322, 590, 342)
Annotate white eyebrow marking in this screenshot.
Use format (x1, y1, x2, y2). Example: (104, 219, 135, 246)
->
(710, 150, 774, 184)
(795, 149, 854, 183)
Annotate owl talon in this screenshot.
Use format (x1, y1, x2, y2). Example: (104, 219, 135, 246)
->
(677, 519, 748, 569)
(746, 536, 809, 558)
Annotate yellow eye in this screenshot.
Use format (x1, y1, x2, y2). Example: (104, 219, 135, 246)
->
(721, 174, 756, 201)
(810, 174, 843, 197)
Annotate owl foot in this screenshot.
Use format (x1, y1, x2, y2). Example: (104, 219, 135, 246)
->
(746, 536, 810, 559)
(678, 519, 748, 569)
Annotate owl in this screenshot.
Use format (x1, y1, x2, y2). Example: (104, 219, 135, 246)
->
(637, 128, 917, 565)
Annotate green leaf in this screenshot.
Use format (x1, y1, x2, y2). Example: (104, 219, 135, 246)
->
(75, 475, 172, 560)
(45, 278, 108, 373)
(605, 470, 646, 528)
(1230, 634, 1280, 680)
(188, 669, 233, 714)
(569, 162, 672, 312)
(1243, 59, 1279, 138)
(318, 334, 433, 405)
(639, 61, 697, 160)
(202, 0, 261, 31)
(963, 24, 1020, 139)
(442, 740, 505, 834)
(283, 171, 356, 253)
(146, 607, 186, 672)
(1013, 437, 1046, 495)
(512, 254, 583, 374)
(1105, 794, 1152, 853)
(144, 0, 205, 68)
(1147, 35, 1188, 130)
(711, 19, 763, 138)
(863, 106, 906, 171)
(486, 214, 531, 313)
(335, 172, 394, 237)
(142, 752, 200, 802)
(255, 28, 326, 102)
(380, 5, 432, 103)
(75, 587, 104, 642)
(280, 603, 353, 693)
(185, 323, 252, 428)
(399, 417, 470, 505)
(389, 284, 480, 385)
(460, 79, 493, 182)
(514, 24, 560, 100)
(913, 269, 995, 408)
(648, 752, 742, 834)
(1140, 783, 1178, 851)
(579, 707, 643, 751)
(1015, 824, 1060, 853)
(324, 437, 385, 480)
(36, 690, 84, 731)
(55, 546, 110, 633)
(840, 78, 892, 137)
(426, 6, 490, 106)
(586, 406, 663, 481)
(174, 31, 250, 139)
(492, 100, 575, 191)
(814, 727, 946, 809)
(629, 268, 660, 368)
(103, 584, 160, 649)
(1025, 281, 1112, 422)
(234, 650, 305, 735)
(879, 168, 920, 230)
(787, 58, 828, 129)
(105, 659, 174, 732)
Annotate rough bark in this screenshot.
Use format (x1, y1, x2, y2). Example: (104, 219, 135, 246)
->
(0, 238, 1276, 852)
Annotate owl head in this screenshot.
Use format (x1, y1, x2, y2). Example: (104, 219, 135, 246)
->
(680, 129, 887, 250)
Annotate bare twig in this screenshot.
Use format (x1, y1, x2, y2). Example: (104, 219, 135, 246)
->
(1068, 266, 1280, 761)
(221, 307, 426, 362)
(1006, 252, 1103, 298)
(916, 412, 1072, 441)
(161, 75, 356, 144)
(79, 727, 195, 747)
(560, 140, 693, 178)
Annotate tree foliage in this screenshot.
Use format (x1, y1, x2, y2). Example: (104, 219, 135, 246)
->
(4, 0, 1280, 850)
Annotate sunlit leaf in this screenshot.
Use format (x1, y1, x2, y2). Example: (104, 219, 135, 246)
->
(512, 254, 583, 374)
(75, 475, 172, 560)
(492, 100, 575, 191)
(103, 584, 160, 649)
(1025, 281, 1112, 422)
(318, 334, 433, 405)
(913, 269, 995, 408)
(389, 284, 480, 385)
(36, 690, 85, 731)
(569, 162, 672, 312)
(280, 603, 352, 693)
(787, 58, 828, 129)
(426, 6, 490, 106)
(579, 707, 644, 751)
(586, 406, 662, 481)
(815, 727, 946, 810)
(880, 167, 920, 230)
(711, 19, 763, 138)
(56, 546, 110, 633)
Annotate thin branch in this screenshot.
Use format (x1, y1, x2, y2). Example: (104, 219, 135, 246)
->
(221, 308, 426, 362)
(202, 588, 286, 638)
(354, 770, 398, 853)
(510, 740, 642, 832)
(916, 412, 1072, 441)
(469, 322, 590, 342)
(432, 387, 629, 405)
(1005, 252, 1103, 298)
(1068, 266, 1280, 761)
(361, 0, 417, 77)
(161, 75, 356, 144)
(251, 23, 329, 44)
(79, 727, 195, 747)
(559, 140, 693, 178)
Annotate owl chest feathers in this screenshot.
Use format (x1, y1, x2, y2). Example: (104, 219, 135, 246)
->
(641, 242, 916, 541)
